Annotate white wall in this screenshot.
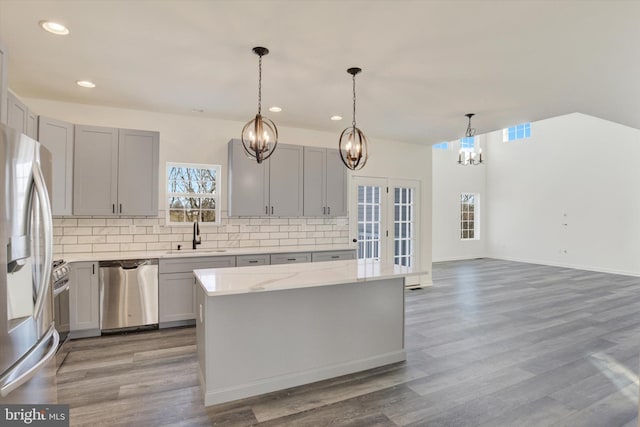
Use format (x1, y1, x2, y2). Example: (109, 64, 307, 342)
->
(432, 138, 487, 261)
(486, 113, 640, 276)
(25, 98, 432, 282)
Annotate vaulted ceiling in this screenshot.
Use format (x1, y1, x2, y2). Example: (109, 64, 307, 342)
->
(1, 0, 638, 144)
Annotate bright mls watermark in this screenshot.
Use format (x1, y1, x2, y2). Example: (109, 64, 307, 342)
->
(1, 405, 69, 426)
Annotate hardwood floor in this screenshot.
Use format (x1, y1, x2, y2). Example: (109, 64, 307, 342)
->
(58, 259, 640, 426)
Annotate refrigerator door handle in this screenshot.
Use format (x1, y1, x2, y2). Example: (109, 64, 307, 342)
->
(31, 163, 53, 321)
(0, 324, 59, 397)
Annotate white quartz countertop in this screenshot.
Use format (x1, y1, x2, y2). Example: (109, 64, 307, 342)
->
(61, 244, 354, 263)
(194, 259, 427, 296)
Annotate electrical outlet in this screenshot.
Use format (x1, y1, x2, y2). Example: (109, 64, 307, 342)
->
(152, 224, 159, 234)
(128, 224, 136, 234)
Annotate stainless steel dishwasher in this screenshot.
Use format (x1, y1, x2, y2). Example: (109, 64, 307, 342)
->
(99, 259, 158, 332)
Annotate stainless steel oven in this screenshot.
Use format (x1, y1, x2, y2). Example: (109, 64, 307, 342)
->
(52, 260, 70, 370)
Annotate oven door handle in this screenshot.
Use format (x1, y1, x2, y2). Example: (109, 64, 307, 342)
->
(53, 283, 69, 298)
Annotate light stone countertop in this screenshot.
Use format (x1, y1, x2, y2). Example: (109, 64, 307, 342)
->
(194, 259, 427, 296)
(61, 244, 355, 263)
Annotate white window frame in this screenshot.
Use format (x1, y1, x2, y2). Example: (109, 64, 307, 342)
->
(166, 162, 221, 226)
(460, 192, 479, 240)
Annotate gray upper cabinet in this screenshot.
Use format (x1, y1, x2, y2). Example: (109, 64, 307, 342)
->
(117, 128, 159, 215)
(74, 125, 159, 216)
(0, 42, 7, 125)
(228, 139, 303, 216)
(26, 111, 37, 139)
(74, 125, 119, 215)
(269, 143, 303, 216)
(227, 138, 269, 216)
(6, 91, 28, 134)
(303, 147, 347, 217)
(38, 116, 74, 215)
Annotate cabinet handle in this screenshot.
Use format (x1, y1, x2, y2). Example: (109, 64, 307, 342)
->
(248, 260, 258, 264)
(112, 204, 115, 214)
(331, 255, 340, 259)
(119, 204, 122, 213)
(287, 258, 296, 261)
(271, 206, 274, 215)
(265, 206, 268, 214)
(92, 264, 95, 275)
(327, 207, 331, 215)
(323, 207, 326, 215)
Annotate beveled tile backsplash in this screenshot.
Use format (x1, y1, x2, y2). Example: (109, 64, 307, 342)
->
(53, 210, 350, 256)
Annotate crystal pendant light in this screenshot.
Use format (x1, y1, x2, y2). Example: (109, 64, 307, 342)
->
(241, 47, 278, 164)
(338, 67, 368, 170)
(457, 113, 483, 165)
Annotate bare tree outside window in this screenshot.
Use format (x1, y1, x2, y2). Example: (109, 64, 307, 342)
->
(167, 163, 221, 225)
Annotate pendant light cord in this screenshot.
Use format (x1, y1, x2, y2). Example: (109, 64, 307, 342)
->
(257, 55, 263, 115)
(352, 74, 357, 128)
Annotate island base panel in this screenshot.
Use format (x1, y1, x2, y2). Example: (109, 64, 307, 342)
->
(196, 278, 405, 406)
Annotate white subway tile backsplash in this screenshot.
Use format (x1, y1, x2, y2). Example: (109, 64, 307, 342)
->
(106, 218, 133, 226)
(106, 235, 133, 243)
(78, 236, 106, 244)
(63, 227, 92, 236)
(119, 243, 146, 251)
(93, 227, 121, 235)
(146, 242, 172, 251)
(53, 213, 349, 257)
(133, 234, 159, 243)
(78, 218, 106, 227)
(92, 243, 120, 252)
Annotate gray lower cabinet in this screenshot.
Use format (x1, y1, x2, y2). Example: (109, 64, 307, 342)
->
(159, 273, 197, 324)
(69, 261, 100, 338)
(0, 42, 7, 125)
(73, 125, 159, 216)
(303, 147, 347, 217)
(158, 256, 235, 327)
(311, 250, 356, 262)
(38, 116, 74, 215)
(236, 254, 270, 266)
(228, 139, 303, 216)
(270, 252, 312, 265)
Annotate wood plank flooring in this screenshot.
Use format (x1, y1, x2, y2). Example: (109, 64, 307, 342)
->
(58, 259, 640, 426)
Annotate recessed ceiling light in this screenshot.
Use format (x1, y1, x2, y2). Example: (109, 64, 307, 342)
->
(76, 80, 96, 88)
(269, 106, 282, 112)
(39, 20, 69, 35)
(191, 109, 204, 113)
(330, 115, 343, 121)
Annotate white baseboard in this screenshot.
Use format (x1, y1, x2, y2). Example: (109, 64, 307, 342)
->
(203, 350, 406, 406)
(490, 255, 640, 278)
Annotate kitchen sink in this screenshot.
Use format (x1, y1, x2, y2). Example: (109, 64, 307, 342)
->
(165, 249, 227, 254)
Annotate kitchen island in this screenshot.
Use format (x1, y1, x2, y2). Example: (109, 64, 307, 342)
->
(193, 259, 426, 406)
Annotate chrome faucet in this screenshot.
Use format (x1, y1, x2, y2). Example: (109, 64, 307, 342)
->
(192, 220, 201, 250)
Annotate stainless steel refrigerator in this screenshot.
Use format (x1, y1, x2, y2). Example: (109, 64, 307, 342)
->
(0, 123, 58, 403)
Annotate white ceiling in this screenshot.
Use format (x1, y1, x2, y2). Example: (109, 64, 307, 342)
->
(1, 0, 638, 144)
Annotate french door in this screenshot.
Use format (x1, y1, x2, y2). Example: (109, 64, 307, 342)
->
(351, 177, 420, 283)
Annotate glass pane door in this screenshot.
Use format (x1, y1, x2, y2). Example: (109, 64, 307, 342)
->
(357, 184, 382, 260)
(394, 187, 415, 266)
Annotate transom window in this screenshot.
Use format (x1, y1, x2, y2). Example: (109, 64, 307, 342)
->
(503, 123, 531, 142)
(459, 137, 475, 151)
(460, 193, 479, 240)
(167, 162, 221, 225)
(432, 142, 449, 150)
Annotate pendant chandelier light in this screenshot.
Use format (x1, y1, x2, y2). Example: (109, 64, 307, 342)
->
(338, 67, 368, 170)
(457, 113, 483, 166)
(241, 47, 278, 164)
